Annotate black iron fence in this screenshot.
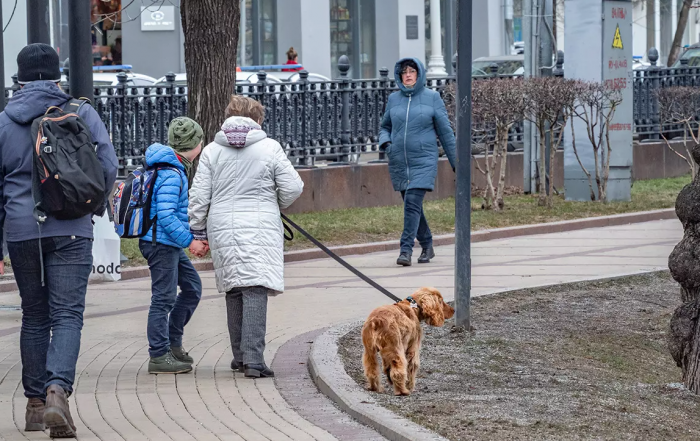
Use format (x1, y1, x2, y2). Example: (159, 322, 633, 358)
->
(4, 49, 696, 175)
(633, 48, 700, 141)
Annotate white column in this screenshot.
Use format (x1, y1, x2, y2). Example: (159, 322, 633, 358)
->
(655, 0, 661, 57)
(240, 0, 247, 65)
(427, 0, 447, 76)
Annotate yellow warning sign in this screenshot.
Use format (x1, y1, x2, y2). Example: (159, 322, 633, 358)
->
(612, 25, 623, 49)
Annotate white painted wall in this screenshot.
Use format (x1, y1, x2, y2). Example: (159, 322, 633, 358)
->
(397, 0, 425, 62)
(632, 0, 647, 60)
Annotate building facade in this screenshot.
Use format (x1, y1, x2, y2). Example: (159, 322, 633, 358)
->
(1, 0, 547, 84)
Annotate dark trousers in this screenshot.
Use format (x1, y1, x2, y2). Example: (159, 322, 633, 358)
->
(400, 189, 433, 255)
(226, 286, 269, 365)
(139, 241, 202, 358)
(8, 237, 93, 399)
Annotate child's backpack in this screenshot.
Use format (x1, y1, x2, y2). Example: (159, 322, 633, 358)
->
(30, 99, 106, 222)
(112, 165, 178, 241)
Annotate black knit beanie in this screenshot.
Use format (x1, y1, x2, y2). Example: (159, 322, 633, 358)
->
(17, 43, 62, 85)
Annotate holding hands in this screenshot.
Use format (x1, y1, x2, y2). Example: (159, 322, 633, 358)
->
(189, 240, 209, 258)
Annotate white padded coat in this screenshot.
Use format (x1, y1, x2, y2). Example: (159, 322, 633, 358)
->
(188, 117, 304, 294)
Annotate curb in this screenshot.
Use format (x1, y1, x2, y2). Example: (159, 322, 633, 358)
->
(308, 322, 448, 441)
(0, 208, 677, 294)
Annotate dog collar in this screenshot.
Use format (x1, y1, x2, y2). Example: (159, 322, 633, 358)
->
(405, 296, 420, 310)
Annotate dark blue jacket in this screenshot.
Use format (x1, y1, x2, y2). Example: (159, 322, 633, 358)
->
(378, 58, 456, 192)
(140, 143, 193, 249)
(0, 81, 119, 242)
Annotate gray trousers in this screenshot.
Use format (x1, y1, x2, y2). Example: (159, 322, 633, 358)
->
(226, 286, 268, 365)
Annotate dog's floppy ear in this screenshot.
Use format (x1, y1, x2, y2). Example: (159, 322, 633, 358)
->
(415, 287, 446, 327)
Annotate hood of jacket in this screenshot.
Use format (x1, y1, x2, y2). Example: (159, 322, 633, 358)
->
(4, 81, 72, 125)
(145, 143, 185, 170)
(214, 116, 268, 149)
(394, 57, 426, 96)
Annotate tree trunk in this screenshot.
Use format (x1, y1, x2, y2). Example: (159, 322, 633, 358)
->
(181, 0, 240, 143)
(495, 126, 510, 210)
(668, 0, 693, 67)
(668, 155, 700, 394)
(538, 124, 547, 207)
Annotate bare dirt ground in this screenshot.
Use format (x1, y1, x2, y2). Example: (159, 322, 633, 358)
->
(338, 272, 700, 441)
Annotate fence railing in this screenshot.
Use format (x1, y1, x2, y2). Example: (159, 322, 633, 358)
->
(633, 47, 700, 141)
(5, 49, 694, 175)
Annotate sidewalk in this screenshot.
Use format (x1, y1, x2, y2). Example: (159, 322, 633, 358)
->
(0, 219, 682, 440)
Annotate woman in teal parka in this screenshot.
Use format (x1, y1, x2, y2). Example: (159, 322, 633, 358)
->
(379, 58, 457, 266)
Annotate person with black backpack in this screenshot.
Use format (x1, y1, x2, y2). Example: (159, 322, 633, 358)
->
(0, 44, 118, 438)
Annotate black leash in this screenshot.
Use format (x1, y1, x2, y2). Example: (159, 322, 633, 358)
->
(281, 213, 402, 303)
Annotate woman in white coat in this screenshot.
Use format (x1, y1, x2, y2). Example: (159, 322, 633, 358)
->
(188, 96, 304, 378)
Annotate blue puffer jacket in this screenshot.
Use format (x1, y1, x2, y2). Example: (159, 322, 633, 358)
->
(141, 143, 193, 249)
(378, 58, 456, 192)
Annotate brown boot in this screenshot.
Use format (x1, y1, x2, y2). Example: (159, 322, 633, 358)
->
(25, 398, 45, 431)
(43, 384, 76, 438)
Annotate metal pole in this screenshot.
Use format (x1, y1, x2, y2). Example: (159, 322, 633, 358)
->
(0, 0, 5, 112)
(27, 0, 51, 44)
(68, 0, 93, 101)
(252, 0, 261, 65)
(455, 0, 472, 329)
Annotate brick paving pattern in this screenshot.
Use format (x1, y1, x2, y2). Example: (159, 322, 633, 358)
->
(0, 220, 681, 440)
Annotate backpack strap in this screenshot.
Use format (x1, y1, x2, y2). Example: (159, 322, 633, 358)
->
(62, 98, 89, 115)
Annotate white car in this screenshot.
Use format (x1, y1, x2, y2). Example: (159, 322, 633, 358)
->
(154, 72, 285, 88)
(61, 72, 158, 88)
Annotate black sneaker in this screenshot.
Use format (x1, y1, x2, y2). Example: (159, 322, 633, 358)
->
(417, 247, 435, 264)
(396, 253, 412, 266)
(231, 359, 244, 373)
(244, 363, 275, 378)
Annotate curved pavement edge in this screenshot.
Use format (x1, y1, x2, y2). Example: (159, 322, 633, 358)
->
(309, 322, 448, 441)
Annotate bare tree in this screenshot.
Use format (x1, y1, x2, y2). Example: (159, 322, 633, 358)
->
(523, 77, 578, 208)
(471, 79, 527, 210)
(570, 81, 624, 202)
(668, 0, 694, 66)
(181, 0, 241, 142)
(657, 86, 700, 179)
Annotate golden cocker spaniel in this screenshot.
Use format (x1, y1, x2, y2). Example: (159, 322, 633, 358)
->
(361, 287, 454, 396)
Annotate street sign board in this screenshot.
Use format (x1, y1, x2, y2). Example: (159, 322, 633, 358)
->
(141, 6, 176, 32)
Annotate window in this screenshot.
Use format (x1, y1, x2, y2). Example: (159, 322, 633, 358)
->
(51, 0, 123, 67)
(238, 0, 277, 67)
(330, 0, 376, 78)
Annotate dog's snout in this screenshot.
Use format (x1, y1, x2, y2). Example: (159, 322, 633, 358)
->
(443, 302, 455, 320)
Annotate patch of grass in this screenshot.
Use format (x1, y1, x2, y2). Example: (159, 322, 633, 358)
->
(120, 175, 690, 266)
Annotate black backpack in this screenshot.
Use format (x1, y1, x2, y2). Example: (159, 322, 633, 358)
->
(30, 99, 106, 222)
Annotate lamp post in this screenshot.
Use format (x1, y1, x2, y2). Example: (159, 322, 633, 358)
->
(68, 0, 93, 101)
(455, 0, 472, 329)
(27, 0, 51, 45)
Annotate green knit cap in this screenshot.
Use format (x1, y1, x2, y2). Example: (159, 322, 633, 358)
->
(168, 117, 203, 152)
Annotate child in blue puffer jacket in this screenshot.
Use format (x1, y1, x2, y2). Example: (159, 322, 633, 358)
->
(139, 117, 207, 374)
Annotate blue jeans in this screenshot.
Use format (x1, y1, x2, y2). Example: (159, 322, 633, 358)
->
(139, 241, 202, 358)
(400, 189, 432, 255)
(8, 236, 93, 399)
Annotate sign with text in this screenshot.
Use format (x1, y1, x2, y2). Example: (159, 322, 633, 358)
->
(141, 6, 176, 32)
(603, 1, 633, 168)
(406, 15, 419, 40)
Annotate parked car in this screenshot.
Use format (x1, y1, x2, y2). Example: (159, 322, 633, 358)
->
(154, 71, 330, 87)
(472, 55, 524, 77)
(671, 43, 700, 67)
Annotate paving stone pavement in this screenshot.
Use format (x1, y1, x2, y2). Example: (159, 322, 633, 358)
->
(0, 219, 682, 440)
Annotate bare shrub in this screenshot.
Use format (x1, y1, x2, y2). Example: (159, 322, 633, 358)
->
(570, 81, 624, 202)
(471, 79, 527, 210)
(524, 77, 578, 208)
(657, 86, 700, 179)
